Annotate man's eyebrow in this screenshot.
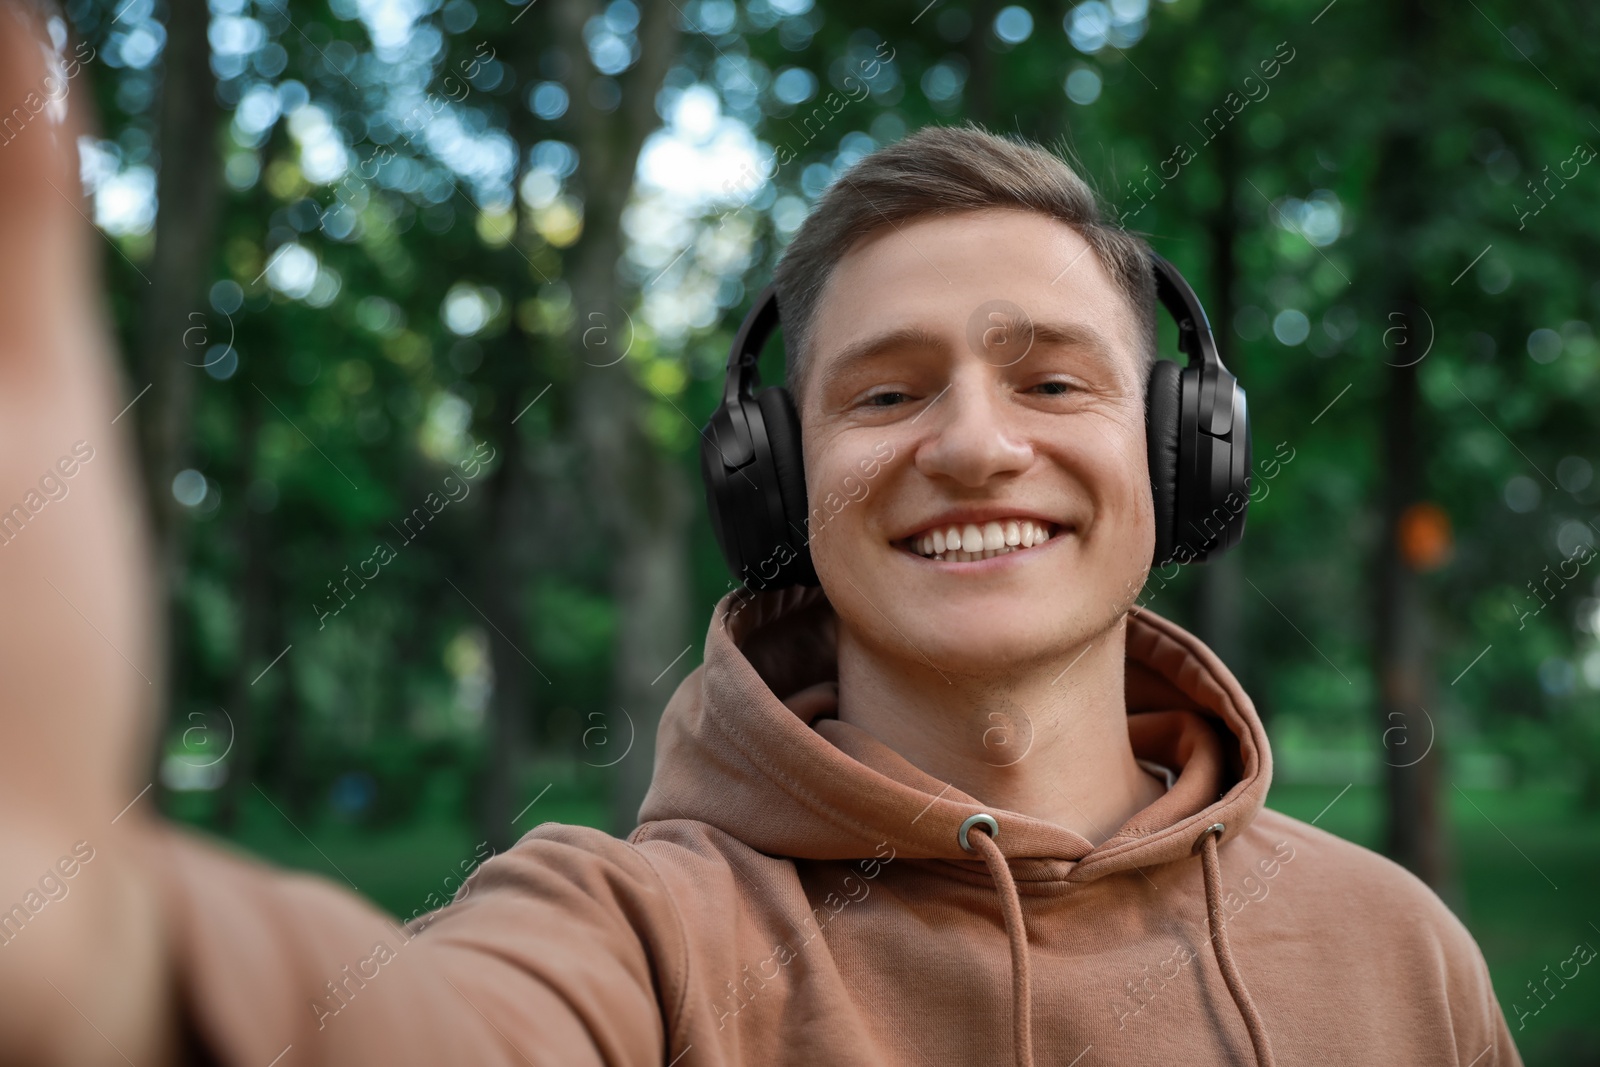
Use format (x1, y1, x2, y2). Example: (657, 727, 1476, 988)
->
(984, 314, 1120, 369)
(813, 315, 1121, 395)
(814, 325, 950, 396)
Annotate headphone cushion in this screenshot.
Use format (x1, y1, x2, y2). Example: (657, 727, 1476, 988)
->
(1145, 358, 1182, 565)
(756, 386, 809, 551)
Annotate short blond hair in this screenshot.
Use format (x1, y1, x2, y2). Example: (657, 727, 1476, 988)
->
(772, 120, 1157, 408)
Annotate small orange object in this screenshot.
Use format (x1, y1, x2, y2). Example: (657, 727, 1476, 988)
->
(1398, 502, 1453, 571)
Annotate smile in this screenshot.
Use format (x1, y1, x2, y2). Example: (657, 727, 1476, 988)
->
(895, 518, 1064, 563)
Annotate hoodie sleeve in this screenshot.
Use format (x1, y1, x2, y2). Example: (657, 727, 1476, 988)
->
(151, 820, 684, 1067)
(1471, 937, 1526, 1067)
(1398, 858, 1527, 1065)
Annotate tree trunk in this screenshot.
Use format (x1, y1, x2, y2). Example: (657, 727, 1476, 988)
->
(605, 418, 693, 836)
(548, 0, 688, 836)
(1373, 317, 1457, 904)
(258, 579, 310, 819)
(1367, 0, 1456, 902)
(567, 310, 695, 837)
(138, 0, 223, 810)
(217, 405, 267, 831)
(465, 34, 546, 849)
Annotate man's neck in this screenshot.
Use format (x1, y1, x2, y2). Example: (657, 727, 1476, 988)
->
(832, 616, 1167, 846)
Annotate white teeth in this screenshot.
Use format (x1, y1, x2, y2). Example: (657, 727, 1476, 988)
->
(904, 517, 1061, 560)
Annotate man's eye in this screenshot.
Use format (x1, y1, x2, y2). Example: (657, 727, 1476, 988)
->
(864, 391, 911, 407)
(1029, 381, 1074, 396)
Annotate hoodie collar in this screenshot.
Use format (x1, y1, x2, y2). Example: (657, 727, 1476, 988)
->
(638, 584, 1273, 880)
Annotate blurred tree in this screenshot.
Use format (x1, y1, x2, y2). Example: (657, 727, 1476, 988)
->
(131, 0, 223, 809)
(545, 0, 688, 836)
(1364, 0, 1455, 897)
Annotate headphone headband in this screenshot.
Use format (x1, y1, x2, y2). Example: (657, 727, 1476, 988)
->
(723, 281, 781, 407)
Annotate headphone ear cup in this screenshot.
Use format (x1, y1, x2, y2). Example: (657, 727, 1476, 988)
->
(753, 386, 819, 587)
(1186, 373, 1251, 561)
(1145, 358, 1183, 568)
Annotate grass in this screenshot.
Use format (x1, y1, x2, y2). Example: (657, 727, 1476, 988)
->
(213, 779, 1600, 1066)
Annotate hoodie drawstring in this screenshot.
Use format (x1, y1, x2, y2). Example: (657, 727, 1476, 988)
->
(960, 815, 1034, 1067)
(960, 815, 1276, 1067)
(1195, 823, 1275, 1067)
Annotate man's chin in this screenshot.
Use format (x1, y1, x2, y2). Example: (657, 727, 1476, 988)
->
(849, 608, 1074, 677)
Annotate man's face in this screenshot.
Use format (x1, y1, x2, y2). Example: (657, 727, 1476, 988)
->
(797, 206, 1153, 675)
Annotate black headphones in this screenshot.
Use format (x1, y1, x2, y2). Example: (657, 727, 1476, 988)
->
(699, 251, 1250, 592)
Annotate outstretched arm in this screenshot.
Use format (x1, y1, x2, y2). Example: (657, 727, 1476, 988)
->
(0, 8, 677, 1065)
(0, 4, 176, 1062)
(152, 820, 678, 1066)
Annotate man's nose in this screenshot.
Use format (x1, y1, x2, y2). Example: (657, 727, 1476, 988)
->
(912, 376, 1032, 487)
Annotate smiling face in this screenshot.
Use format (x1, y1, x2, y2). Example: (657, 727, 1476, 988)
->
(796, 206, 1155, 675)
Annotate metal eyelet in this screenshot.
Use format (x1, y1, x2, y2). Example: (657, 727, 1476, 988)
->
(1191, 821, 1226, 853)
(959, 813, 1000, 852)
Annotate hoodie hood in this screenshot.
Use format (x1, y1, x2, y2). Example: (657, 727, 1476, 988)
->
(640, 584, 1280, 1067)
(639, 584, 1272, 875)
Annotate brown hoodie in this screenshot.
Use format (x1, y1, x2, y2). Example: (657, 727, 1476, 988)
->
(153, 586, 1522, 1066)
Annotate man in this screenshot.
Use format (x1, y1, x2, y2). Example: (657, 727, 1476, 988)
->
(0, 8, 1518, 1065)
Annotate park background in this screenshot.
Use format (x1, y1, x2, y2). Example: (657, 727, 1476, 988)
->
(35, 0, 1600, 1060)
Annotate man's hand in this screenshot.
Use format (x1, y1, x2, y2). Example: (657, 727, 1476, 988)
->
(0, 4, 174, 1062)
